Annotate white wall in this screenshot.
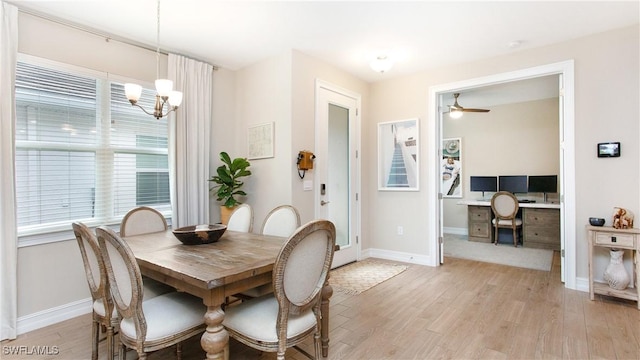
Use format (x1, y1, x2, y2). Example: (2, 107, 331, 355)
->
(367, 25, 639, 280)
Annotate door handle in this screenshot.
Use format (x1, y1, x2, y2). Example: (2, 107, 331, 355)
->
(320, 200, 330, 206)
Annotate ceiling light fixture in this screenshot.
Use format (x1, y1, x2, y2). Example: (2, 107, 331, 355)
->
(449, 109, 463, 119)
(370, 55, 394, 73)
(124, 0, 182, 119)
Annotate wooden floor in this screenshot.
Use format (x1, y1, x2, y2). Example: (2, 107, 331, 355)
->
(2, 252, 639, 359)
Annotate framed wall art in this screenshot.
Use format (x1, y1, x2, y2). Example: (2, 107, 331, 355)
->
(378, 118, 419, 191)
(247, 122, 274, 160)
(442, 137, 462, 198)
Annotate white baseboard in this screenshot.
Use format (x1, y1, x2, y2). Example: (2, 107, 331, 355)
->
(362, 248, 433, 266)
(444, 227, 467, 236)
(575, 277, 589, 293)
(17, 298, 92, 335)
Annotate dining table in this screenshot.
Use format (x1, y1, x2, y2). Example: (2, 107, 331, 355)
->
(123, 228, 333, 359)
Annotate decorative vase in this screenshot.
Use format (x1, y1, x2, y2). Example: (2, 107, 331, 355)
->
(603, 249, 630, 290)
(219, 205, 237, 225)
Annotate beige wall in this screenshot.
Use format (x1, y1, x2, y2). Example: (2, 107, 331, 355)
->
(367, 25, 639, 279)
(443, 98, 560, 230)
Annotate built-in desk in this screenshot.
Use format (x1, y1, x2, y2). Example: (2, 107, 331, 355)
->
(458, 200, 561, 250)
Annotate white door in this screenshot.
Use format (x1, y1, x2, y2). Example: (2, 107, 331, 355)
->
(315, 80, 360, 268)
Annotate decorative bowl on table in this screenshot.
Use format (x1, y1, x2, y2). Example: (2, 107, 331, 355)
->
(589, 217, 605, 227)
(172, 224, 227, 245)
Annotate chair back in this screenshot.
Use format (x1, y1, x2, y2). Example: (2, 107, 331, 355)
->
(120, 206, 168, 237)
(491, 191, 519, 219)
(96, 226, 146, 340)
(273, 219, 336, 316)
(226, 204, 253, 232)
(72, 222, 112, 313)
(260, 205, 301, 237)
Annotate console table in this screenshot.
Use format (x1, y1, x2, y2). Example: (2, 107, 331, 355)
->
(586, 225, 639, 309)
(459, 200, 561, 250)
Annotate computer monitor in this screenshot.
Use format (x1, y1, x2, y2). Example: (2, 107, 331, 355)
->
(528, 175, 557, 202)
(470, 176, 497, 197)
(498, 175, 528, 193)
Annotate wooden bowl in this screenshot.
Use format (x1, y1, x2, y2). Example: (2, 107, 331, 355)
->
(172, 224, 227, 245)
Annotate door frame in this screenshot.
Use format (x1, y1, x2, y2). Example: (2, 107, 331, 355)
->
(427, 60, 577, 290)
(314, 79, 362, 268)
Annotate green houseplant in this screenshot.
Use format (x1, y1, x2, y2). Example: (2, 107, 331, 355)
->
(209, 152, 251, 220)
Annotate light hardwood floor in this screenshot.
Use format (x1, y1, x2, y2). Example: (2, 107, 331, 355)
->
(2, 253, 639, 359)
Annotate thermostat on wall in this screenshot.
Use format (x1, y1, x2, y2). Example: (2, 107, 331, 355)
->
(597, 142, 620, 158)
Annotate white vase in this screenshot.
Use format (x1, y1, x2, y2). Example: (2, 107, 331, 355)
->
(603, 249, 630, 290)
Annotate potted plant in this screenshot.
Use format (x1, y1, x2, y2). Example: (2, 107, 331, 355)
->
(209, 152, 251, 224)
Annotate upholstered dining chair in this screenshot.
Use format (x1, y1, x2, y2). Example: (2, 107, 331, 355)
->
(238, 205, 302, 299)
(260, 205, 301, 237)
(96, 226, 206, 360)
(223, 219, 336, 360)
(72, 222, 118, 360)
(120, 206, 168, 237)
(491, 191, 523, 247)
(226, 203, 253, 232)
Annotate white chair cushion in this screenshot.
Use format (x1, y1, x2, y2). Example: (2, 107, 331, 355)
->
(223, 295, 316, 343)
(119, 292, 205, 342)
(93, 298, 117, 318)
(492, 218, 523, 226)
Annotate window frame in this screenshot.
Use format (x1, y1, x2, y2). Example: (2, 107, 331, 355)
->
(15, 54, 172, 247)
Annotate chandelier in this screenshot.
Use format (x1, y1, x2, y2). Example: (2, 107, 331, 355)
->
(124, 0, 182, 119)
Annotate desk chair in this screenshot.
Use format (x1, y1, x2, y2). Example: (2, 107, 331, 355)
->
(226, 203, 253, 232)
(96, 226, 206, 360)
(491, 191, 523, 247)
(223, 220, 336, 360)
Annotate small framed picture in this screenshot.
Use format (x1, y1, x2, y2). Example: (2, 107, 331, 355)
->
(247, 122, 274, 160)
(597, 142, 620, 158)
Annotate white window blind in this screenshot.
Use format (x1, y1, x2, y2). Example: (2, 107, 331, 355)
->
(15, 57, 171, 237)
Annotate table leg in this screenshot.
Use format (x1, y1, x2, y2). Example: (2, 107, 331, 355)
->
(201, 305, 229, 360)
(321, 281, 333, 357)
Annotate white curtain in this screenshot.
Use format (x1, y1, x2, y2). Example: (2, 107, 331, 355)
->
(0, 1, 18, 341)
(168, 54, 214, 228)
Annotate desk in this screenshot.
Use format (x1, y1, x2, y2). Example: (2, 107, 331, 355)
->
(124, 229, 333, 359)
(458, 200, 561, 250)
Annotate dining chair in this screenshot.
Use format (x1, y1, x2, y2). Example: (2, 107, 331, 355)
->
(223, 219, 336, 360)
(226, 203, 253, 232)
(491, 191, 523, 247)
(96, 226, 206, 360)
(260, 205, 301, 237)
(238, 205, 302, 299)
(120, 206, 168, 237)
(72, 222, 118, 360)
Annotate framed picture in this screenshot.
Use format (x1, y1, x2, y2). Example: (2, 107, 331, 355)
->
(247, 122, 274, 160)
(378, 118, 419, 191)
(442, 137, 462, 198)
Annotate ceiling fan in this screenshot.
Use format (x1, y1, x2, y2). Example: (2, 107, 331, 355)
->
(447, 93, 490, 118)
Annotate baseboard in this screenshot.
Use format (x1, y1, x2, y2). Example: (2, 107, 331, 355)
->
(362, 248, 433, 266)
(444, 227, 467, 236)
(17, 298, 92, 335)
(575, 277, 589, 293)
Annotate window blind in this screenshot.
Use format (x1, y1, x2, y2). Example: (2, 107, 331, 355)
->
(15, 58, 170, 236)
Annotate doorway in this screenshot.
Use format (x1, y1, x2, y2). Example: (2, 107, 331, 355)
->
(315, 80, 361, 268)
(427, 61, 577, 289)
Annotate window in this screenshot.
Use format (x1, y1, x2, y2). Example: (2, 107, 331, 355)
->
(15, 56, 171, 237)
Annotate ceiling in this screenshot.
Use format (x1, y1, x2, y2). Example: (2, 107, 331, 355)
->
(11, 1, 639, 85)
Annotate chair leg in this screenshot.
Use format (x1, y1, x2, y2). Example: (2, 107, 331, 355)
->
(176, 343, 182, 360)
(494, 225, 499, 245)
(91, 319, 99, 360)
(106, 324, 115, 360)
(119, 344, 126, 360)
(513, 227, 518, 247)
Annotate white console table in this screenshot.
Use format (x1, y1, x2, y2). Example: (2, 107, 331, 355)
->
(458, 200, 561, 250)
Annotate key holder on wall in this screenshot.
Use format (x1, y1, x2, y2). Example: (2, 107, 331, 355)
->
(297, 150, 315, 179)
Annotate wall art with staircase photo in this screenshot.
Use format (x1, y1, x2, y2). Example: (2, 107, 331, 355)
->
(442, 137, 462, 198)
(378, 118, 419, 191)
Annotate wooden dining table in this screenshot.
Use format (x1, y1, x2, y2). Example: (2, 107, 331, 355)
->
(123, 229, 333, 359)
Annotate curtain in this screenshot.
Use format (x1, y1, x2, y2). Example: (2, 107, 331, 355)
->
(168, 54, 214, 228)
(0, 1, 18, 341)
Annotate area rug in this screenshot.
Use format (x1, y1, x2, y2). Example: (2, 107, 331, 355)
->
(443, 234, 553, 271)
(329, 259, 408, 295)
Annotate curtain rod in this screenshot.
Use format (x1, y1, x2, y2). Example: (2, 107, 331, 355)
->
(9, 1, 219, 70)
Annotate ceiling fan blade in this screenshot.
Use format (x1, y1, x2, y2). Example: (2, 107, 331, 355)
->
(461, 108, 490, 113)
